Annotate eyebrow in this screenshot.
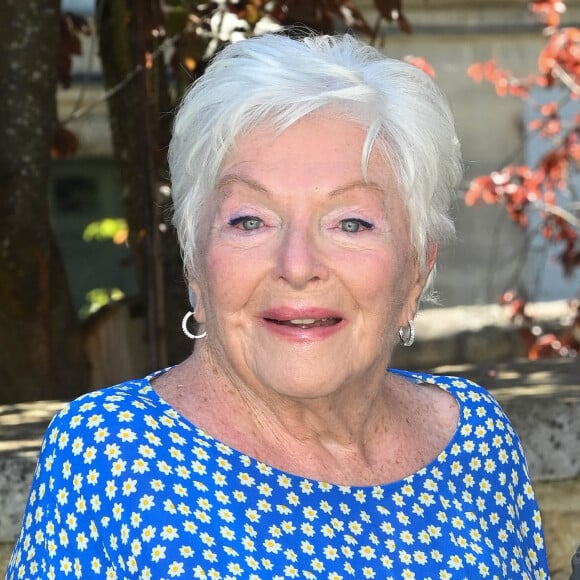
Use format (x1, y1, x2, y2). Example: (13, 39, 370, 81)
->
(216, 175, 272, 199)
(217, 175, 385, 200)
(328, 179, 385, 198)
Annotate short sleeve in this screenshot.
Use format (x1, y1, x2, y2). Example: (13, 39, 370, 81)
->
(7, 400, 118, 580)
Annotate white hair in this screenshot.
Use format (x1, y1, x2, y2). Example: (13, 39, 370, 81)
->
(169, 32, 462, 299)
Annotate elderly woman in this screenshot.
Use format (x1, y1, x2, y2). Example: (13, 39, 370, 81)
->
(8, 33, 549, 579)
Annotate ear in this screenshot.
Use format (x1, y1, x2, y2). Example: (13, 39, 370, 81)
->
(400, 242, 438, 325)
(423, 241, 438, 282)
(187, 280, 206, 324)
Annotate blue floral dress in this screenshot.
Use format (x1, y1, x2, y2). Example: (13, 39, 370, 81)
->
(7, 369, 549, 579)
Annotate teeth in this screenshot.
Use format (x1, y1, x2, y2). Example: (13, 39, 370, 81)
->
(289, 318, 320, 324)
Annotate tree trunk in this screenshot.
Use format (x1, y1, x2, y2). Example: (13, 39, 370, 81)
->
(0, 0, 89, 403)
(97, 0, 191, 370)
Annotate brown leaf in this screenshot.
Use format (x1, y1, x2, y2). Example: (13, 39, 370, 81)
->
(58, 12, 91, 89)
(51, 126, 79, 160)
(373, 0, 411, 34)
(397, 12, 412, 34)
(374, 0, 402, 22)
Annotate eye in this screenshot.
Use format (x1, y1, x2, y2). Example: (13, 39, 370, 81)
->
(228, 216, 264, 231)
(339, 218, 374, 233)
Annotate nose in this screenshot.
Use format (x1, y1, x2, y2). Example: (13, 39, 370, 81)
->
(275, 223, 329, 288)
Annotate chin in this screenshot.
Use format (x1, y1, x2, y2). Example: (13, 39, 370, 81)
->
(259, 369, 357, 402)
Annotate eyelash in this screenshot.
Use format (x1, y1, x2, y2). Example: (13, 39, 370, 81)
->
(228, 215, 263, 231)
(339, 218, 374, 233)
(227, 216, 374, 233)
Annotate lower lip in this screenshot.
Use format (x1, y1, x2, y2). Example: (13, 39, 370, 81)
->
(261, 319, 345, 342)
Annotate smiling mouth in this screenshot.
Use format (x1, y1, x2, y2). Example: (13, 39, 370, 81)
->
(265, 317, 342, 329)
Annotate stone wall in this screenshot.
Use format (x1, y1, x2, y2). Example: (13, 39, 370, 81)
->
(440, 357, 580, 579)
(1, 302, 578, 577)
(535, 479, 580, 579)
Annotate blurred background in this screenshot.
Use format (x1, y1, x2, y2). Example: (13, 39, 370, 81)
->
(1, 0, 579, 400)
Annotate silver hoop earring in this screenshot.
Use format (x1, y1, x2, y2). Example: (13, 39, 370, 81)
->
(181, 311, 207, 340)
(398, 320, 415, 347)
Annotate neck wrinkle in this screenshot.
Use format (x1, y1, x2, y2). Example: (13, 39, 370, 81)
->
(194, 340, 400, 457)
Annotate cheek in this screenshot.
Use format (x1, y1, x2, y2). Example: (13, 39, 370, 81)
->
(203, 243, 261, 316)
(357, 248, 409, 290)
(351, 249, 416, 317)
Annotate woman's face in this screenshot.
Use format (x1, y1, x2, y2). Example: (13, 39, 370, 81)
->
(191, 114, 433, 400)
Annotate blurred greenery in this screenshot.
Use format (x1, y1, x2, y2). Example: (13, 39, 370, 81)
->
(80, 218, 128, 317)
(79, 287, 125, 319)
(82, 217, 128, 244)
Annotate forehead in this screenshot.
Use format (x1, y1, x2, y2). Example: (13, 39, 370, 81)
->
(216, 114, 391, 195)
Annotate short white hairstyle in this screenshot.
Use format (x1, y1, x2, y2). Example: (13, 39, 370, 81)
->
(169, 32, 462, 299)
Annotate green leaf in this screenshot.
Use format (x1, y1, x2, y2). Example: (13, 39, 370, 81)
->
(82, 218, 128, 242)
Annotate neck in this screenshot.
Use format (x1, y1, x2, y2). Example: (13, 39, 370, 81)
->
(182, 344, 405, 462)
(242, 377, 389, 449)
(153, 347, 455, 486)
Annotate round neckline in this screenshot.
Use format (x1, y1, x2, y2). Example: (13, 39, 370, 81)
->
(142, 367, 464, 491)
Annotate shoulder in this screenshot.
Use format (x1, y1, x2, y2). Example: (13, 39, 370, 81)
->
(390, 368, 522, 445)
(38, 371, 177, 465)
(393, 369, 538, 483)
(391, 367, 502, 410)
(48, 373, 159, 430)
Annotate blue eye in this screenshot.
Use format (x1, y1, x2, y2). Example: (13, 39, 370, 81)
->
(339, 218, 373, 233)
(228, 216, 263, 231)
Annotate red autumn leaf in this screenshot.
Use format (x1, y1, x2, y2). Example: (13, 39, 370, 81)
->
(543, 189, 556, 205)
(508, 83, 530, 99)
(540, 101, 559, 116)
(482, 185, 499, 205)
(499, 290, 517, 305)
(465, 175, 494, 206)
(494, 77, 509, 96)
(499, 291, 533, 322)
(464, 11, 580, 358)
(530, 0, 566, 28)
(538, 27, 580, 86)
(569, 143, 580, 160)
(483, 58, 499, 80)
(466, 62, 485, 83)
(538, 43, 558, 74)
(528, 334, 561, 360)
(543, 118, 562, 136)
(541, 150, 568, 181)
(404, 56, 435, 78)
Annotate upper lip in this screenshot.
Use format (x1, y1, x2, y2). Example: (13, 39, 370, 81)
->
(260, 307, 344, 322)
